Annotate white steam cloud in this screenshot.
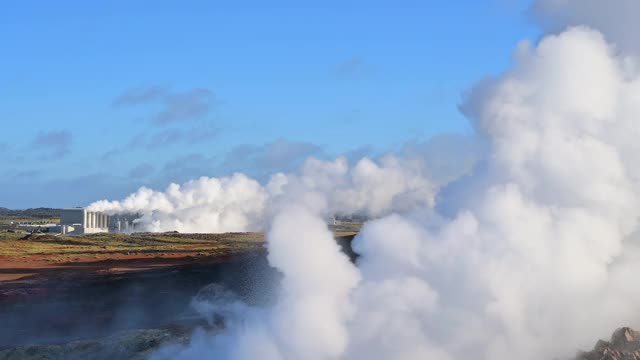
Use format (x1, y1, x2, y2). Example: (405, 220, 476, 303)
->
(89, 174, 269, 233)
(100, 4, 640, 359)
(88, 155, 437, 232)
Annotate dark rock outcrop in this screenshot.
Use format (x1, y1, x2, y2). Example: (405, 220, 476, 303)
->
(0, 327, 191, 360)
(577, 327, 640, 360)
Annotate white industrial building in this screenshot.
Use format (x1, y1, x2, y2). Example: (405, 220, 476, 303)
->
(58, 208, 111, 235)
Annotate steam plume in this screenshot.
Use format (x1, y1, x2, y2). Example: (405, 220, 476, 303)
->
(102, 5, 640, 359)
(88, 156, 436, 232)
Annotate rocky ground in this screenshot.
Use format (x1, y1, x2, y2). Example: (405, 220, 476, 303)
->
(0, 232, 357, 360)
(0, 327, 193, 360)
(0, 233, 271, 359)
(3, 231, 638, 360)
(576, 328, 640, 360)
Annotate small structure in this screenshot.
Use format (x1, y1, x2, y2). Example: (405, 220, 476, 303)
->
(59, 208, 110, 235)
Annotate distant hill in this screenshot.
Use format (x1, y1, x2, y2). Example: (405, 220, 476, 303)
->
(0, 208, 61, 219)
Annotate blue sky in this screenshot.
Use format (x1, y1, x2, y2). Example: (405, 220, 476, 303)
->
(0, 0, 539, 208)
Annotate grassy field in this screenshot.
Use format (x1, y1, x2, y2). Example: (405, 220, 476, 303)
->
(0, 228, 359, 283)
(0, 231, 265, 262)
(0, 208, 60, 225)
(0, 217, 361, 264)
(333, 221, 362, 234)
(0, 218, 59, 225)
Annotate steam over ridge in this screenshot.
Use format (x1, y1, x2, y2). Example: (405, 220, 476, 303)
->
(342, 27, 640, 359)
(97, 7, 640, 360)
(88, 156, 437, 232)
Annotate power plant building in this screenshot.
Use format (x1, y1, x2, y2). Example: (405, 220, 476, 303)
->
(59, 208, 110, 235)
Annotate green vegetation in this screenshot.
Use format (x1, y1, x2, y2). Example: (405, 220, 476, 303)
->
(0, 231, 264, 262)
(333, 221, 363, 235)
(0, 222, 360, 263)
(0, 207, 60, 225)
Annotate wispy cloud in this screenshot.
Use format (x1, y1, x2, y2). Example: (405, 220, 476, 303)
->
(147, 127, 218, 149)
(113, 86, 215, 125)
(101, 126, 218, 161)
(112, 85, 168, 107)
(153, 88, 213, 125)
(333, 56, 368, 80)
(0, 142, 11, 161)
(31, 130, 73, 159)
(11, 170, 41, 180)
(159, 153, 216, 183)
(128, 163, 155, 178)
(218, 139, 323, 180)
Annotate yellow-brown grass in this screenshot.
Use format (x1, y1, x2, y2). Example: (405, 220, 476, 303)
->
(0, 232, 265, 262)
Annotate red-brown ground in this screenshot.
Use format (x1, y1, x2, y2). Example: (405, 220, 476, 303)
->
(0, 253, 238, 282)
(0, 231, 267, 283)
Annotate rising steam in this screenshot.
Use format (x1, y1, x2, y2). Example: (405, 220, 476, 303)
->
(94, 3, 640, 359)
(88, 155, 436, 232)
